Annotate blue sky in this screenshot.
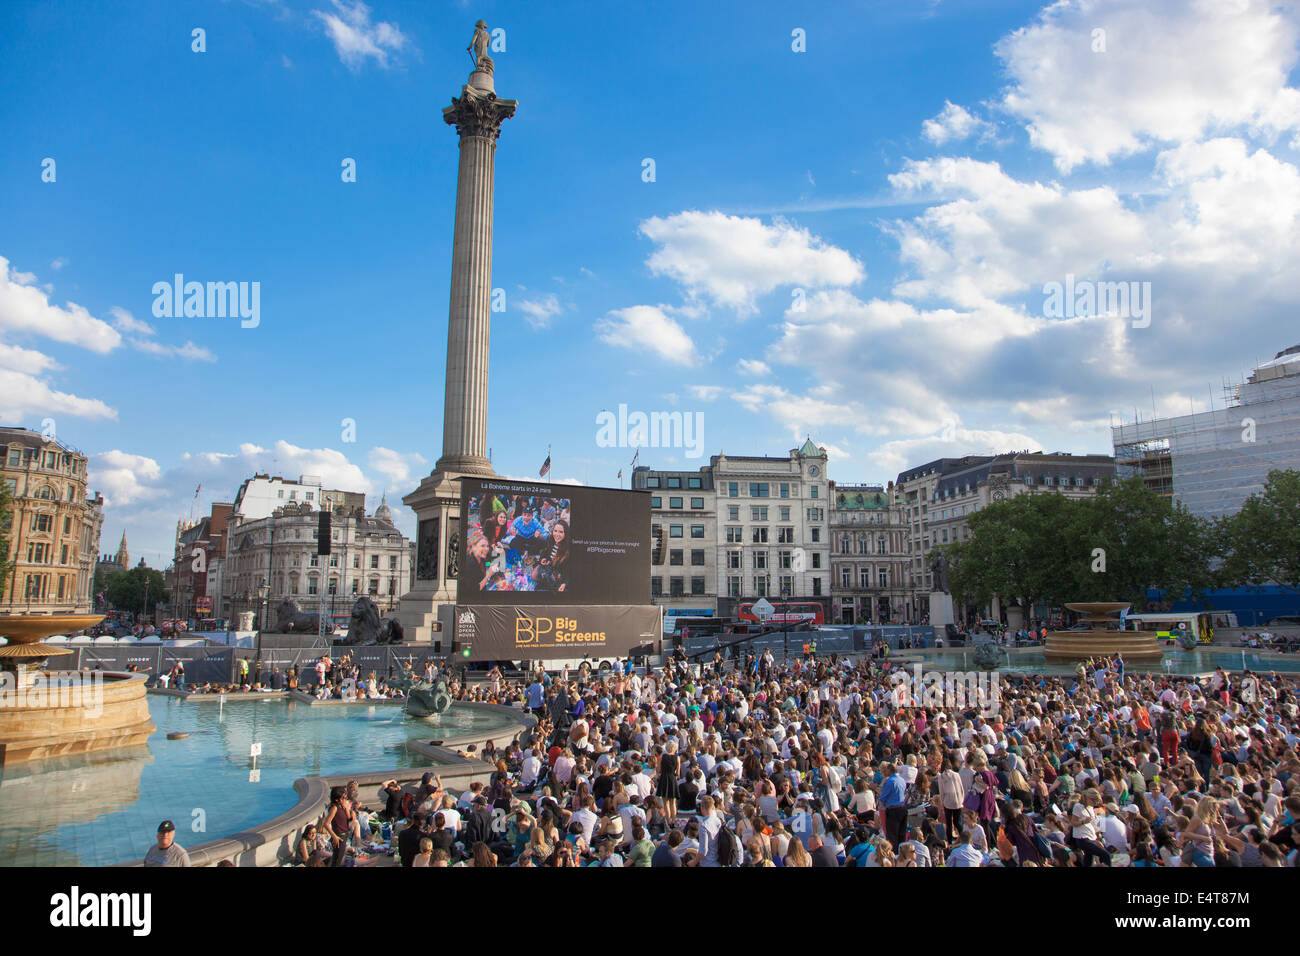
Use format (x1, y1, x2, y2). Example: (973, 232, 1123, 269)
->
(3, 0, 1300, 563)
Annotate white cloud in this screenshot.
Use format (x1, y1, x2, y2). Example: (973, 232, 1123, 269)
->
(90, 450, 163, 506)
(367, 446, 426, 487)
(0, 369, 117, 423)
(49, 258, 67, 271)
(109, 306, 155, 336)
(0, 343, 60, 374)
(922, 101, 991, 144)
(688, 385, 723, 401)
(996, 0, 1300, 172)
(737, 358, 770, 376)
(131, 339, 217, 362)
(639, 211, 865, 314)
(595, 305, 698, 365)
(0, 258, 121, 353)
(313, 0, 408, 70)
(517, 293, 563, 330)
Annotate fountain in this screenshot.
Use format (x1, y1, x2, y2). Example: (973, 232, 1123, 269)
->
(1043, 602, 1163, 666)
(0, 615, 154, 764)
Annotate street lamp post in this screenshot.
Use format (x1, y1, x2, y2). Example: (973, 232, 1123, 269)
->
(781, 583, 791, 661)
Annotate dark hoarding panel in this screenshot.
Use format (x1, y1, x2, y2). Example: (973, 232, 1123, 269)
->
(457, 478, 650, 606)
(454, 605, 662, 660)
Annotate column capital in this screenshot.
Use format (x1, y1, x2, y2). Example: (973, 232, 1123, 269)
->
(442, 87, 517, 142)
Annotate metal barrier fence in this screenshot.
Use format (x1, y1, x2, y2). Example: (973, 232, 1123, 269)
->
(682, 625, 935, 660)
(64, 642, 452, 685)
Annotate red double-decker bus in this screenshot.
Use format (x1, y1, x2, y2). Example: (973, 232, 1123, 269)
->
(737, 601, 824, 626)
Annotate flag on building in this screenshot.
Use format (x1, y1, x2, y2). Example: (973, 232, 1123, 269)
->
(617, 469, 623, 480)
(630, 449, 639, 469)
(539, 449, 551, 478)
(194, 483, 201, 497)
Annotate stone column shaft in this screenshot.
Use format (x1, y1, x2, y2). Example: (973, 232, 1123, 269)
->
(437, 81, 516, 475)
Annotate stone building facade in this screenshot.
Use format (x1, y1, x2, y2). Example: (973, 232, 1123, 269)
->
(0, 427, 104, 614)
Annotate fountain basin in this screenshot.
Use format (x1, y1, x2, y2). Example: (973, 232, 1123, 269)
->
(1042, 602, 1162, 665)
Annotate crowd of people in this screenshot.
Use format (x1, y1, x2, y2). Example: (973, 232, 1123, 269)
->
(279, 647, 1299, 868)
(464, 493, 572, 594)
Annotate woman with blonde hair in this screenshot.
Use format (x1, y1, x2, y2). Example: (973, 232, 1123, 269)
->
(784, 837, 812, 867)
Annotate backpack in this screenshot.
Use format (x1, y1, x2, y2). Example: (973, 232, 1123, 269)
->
(715, 824, 739, 866)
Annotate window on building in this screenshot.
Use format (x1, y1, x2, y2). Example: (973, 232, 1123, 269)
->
(669, 524, 683, 538)
(669, 497, 683, 509)
(728, 551, 741, 569)
(667, 477, 682, 489)
(310, 554, 319, 567)
(389, 555, 398, 570)
(860, 568, 871, 588)
(840, 534, 850, 554)
(752, 527, 768, 543)
(812, 577, 823, 596)
(811, 485, 819, 498)
(728, 482, 739, 497)
(690, 497, 704, 510)
(651, 576, 663, 596)
(878, 569, 888, 588)
(779, 506, 790, 521)
(307, 576, 319, 595)
(6, 448, 19, 467)
(751, 506, 768, 521)
(728, 576, 741, 598)
(688, 477, 702, 489)
(811, 527, 821, 542)
(646, 477, 660, 488)
(778, 527, 794, 544)
(651, 496, 662, 508)
(690, 549, 705, 566)
(690, 524, 705, 538)
(749, 483, 769, 498)
(728, 506, 739, 521)
(812, 553, 821, 569)
(669, 549, 683, 566)
(690, 576, 705, 596)
(726, 526, 742, 543)
(351, 579, 359, 594)
(669, 576, 684, 596)
(877, 536, 886, 555)
(754, 551, 768, 570)
(779, 550, 791, 569)
(755, 576, 769, 597)
(840, 568, 851, 588)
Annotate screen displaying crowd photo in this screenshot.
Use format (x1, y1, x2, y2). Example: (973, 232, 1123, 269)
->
(458, 478, 650, 606)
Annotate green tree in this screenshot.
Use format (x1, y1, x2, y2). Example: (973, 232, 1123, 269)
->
(942, 490, 1081, 624)
(103, 566, 169, 616)
(943, 477, 1214, 619)
(1215, 469, 1300, 595)
(0, 479, 13, 601)
(1079, 477, 1216, 610)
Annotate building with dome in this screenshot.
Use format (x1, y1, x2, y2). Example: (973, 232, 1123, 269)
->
(218, 482, 410, 627)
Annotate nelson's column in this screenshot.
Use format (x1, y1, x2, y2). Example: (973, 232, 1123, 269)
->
(397, 21, 515, 643)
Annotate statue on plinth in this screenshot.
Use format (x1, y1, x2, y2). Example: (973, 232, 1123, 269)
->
(467, 19, 493, 73)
